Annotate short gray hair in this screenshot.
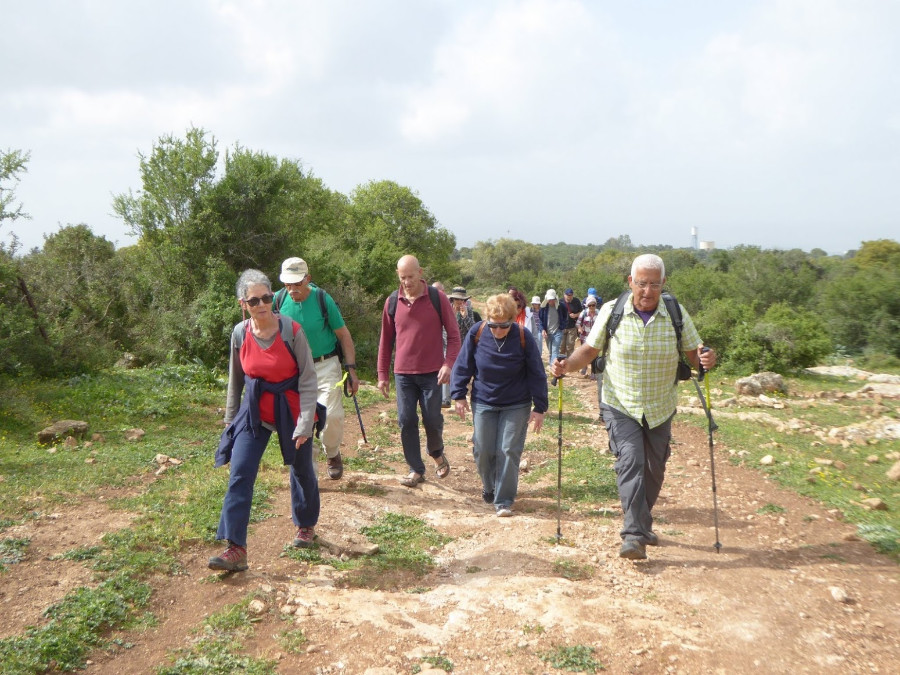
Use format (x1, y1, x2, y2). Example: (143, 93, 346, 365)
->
(631, 254, 665, 281)
(235, 269, 271, 299)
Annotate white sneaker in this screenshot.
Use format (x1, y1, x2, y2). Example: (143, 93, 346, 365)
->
(496, 507, 513, 518)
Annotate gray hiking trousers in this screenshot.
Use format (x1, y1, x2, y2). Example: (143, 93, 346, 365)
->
(601, 405, 673, 542)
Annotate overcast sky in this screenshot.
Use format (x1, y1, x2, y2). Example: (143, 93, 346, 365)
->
(3, 0, 898, 255)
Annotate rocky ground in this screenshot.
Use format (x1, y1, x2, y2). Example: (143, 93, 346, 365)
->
(1, 373, 898, 674)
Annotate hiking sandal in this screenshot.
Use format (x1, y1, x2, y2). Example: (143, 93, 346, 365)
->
(435, 454, 451, 479)
(400, 472, 424, 487)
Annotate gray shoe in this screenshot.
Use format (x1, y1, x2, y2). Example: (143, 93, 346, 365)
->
(641, 531, 659, 546)
(619, 540, 647, 560)
(496, 506, 513, 518)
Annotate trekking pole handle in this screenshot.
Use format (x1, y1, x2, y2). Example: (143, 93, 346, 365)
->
(550, 356, 565, 386)
(698, 346, 709, 382)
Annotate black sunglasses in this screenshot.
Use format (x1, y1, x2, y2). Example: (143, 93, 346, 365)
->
(487, 321, 513, 329)
(244, 293, 274, 307)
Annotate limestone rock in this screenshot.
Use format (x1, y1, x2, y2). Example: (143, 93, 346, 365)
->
(37, 420, 88, 444)
(887, 461, 900, 481)
(124, 428, 145, 441)
(735, 372, 787, 396)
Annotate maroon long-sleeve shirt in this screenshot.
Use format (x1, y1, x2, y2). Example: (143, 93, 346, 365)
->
(377, 281, 461, 381)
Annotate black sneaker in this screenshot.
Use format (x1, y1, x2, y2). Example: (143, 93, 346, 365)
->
(482, 489, 494, 504)
(641, 531, 659, 546)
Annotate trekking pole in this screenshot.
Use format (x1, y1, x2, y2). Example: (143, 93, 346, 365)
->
(554, 357, 564, 543)
(695, 347, 722, 552)
(342, 373, 368, 445)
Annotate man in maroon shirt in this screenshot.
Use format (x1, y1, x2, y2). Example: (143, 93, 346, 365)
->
(378, 255, 461, 486)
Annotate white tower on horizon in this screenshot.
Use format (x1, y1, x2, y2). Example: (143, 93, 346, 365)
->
(691, 227, 698, 250)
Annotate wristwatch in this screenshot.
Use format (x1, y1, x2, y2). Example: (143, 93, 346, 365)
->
(343, 363, 357, 370)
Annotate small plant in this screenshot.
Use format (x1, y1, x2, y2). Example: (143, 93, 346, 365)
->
(465, 565, 482, 574)
(757, 503, 786, 515)
(540, 644, 604, 673)
(49, 545, 104, 562)
(553, 559, 593, 581)
(422, 655, 454, 671)
(522, 622, 546, 635)
(0, 537, 30, 570)
(275, 628, 307, 654)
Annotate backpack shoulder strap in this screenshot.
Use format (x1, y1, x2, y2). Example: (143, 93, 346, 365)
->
(274, 288, 288, 313)
(387, 291, 399, 323)
(473, 321, 486, 344)
(427, 285, 442, 317)
(661, 292, 683, 352)
(317, 287, 330, 332)
(600, 291, 631, 359)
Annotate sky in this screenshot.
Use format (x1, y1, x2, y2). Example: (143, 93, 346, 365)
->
(2, 0, 898, 256)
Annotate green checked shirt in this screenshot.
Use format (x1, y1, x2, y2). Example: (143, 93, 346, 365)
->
(585, 293, 701, 428)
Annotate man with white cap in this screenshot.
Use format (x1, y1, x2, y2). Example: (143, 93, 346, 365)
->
(275, 257, 359, 481)
(525, 295, 543, 357)
(539, 289, 567, 367)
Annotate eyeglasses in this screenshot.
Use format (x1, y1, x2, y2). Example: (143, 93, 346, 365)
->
(633, 281, 663, 291)
(284, 279, 307, 288)
(244, 293, 274, 307)
(487, 321, 513, 329)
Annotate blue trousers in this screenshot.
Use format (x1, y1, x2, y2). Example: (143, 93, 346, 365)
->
(216, 425, 319, 547)
(395, 372, 445, 476)
(472, 401, 531, 509)
(601, 405, 672, 543)
(546, 330, 563, 366)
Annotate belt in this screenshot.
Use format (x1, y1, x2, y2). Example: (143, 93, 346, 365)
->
(313, 349, 339, 363)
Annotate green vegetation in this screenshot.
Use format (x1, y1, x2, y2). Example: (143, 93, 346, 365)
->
(540, 644, 604, 673)
(157, 597, 276, 675)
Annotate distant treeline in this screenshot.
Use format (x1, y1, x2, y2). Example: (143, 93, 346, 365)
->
(2, 131, 899, 378)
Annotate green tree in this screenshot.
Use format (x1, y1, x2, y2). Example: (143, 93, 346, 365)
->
(726, 303, 832, 374)
(853, 239, 900, 269)
(0, 148, 30, 227)
(342, 180, 457, 296)
(469, 238, 543, 286)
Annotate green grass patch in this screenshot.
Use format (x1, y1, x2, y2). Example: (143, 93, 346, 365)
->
(0, 572, 152, 674)
(0, 537, 30, 571)
(157, 597, 276, 675)
(553, 559, 594, 581)
(540, 644, 604, 673)
(525, 445, 618, 504)
(340, 512, 450, 590)
(344, 445, 404, 473)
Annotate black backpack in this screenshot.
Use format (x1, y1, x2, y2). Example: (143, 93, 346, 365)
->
(273, 286, 344, 361)
(592, 291, 692, 382)
(386, 285, 442, 324)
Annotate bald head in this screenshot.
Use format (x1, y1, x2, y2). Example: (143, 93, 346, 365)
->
(397, 254, 424, 299)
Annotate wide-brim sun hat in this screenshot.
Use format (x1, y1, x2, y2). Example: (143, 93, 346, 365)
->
(448, 286, 471, 301)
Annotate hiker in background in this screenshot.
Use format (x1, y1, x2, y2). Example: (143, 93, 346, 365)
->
(525, 295, 543, 357)
(451, 293, 547, 517)
(275, 257, 359, 481)
(507, 287, 528, 328)
(449, 286, 482, 335)
(539, 289, 567, 367)
(576, 295, 599, 378)
(551, 254, 716, 561)
(210, 269, 320, 572)
(433, 282, 451, 408)
(378, 255, 461, 486)
(561, 288, 583, 358)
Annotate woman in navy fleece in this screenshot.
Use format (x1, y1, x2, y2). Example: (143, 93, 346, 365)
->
(451, 294, 549, 517)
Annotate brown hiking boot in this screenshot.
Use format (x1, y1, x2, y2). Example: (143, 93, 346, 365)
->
(292, 526, 316, 548)
(208, 543, 248, 572)
(327, 454, 343, 480)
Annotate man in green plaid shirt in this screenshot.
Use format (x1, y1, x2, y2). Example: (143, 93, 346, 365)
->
(550, 254, 717, 560)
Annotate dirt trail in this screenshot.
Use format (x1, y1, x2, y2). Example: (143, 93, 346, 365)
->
(2, 375, 898, 674)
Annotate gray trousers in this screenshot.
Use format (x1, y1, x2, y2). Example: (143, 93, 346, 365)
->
(601, 405, 673, 542)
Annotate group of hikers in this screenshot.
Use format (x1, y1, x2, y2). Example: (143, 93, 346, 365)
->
(208, 252, 716, 572)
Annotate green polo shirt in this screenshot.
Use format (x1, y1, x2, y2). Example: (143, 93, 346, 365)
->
(278, 283, 346, 359)
(585, 293, 701, 428)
